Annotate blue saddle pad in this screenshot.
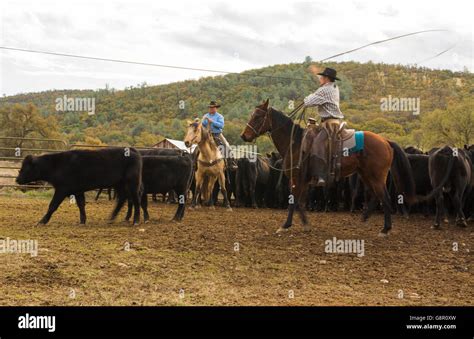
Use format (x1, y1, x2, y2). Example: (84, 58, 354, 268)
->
(349, 131, 364, 154)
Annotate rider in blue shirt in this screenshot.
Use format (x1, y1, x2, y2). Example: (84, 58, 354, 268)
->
(202, 100, 236, 168)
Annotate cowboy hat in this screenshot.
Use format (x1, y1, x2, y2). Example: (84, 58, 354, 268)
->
(317, 67, 340, 81)
(208, 100, 221, 108)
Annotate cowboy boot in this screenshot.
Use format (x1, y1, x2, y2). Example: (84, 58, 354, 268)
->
(309, 155, 328, 187)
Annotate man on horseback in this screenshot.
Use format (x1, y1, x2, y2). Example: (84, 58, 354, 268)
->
(303, 67, 344, 187)
(201, 100, 237, 169)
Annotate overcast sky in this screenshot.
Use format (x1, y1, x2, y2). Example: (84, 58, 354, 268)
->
(0, 0, 472, 96)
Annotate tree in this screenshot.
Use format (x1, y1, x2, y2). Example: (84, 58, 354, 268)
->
(422, 97, 474, 147)
(0, 103, 59, 140)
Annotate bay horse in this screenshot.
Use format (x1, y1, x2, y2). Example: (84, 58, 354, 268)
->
(184, 118, 232, 210)
(241, 99, 416, 236)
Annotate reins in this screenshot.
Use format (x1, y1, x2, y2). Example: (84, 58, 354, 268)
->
(246, 103, 310, 182)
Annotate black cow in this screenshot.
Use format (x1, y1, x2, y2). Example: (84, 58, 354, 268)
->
(307, 182, 345, 212)
(16, 148, 142, 225)
(425, 146, 472, 228)
(463, 144, 474, 221)
(266, 158, 290, 209)
(141, 148, 186, 203)
(407, 154, 434, 216)
(95, 148, 184, 202)
(235, 155, 270, 208)
(125, 154, 193, 222)
(349, 173, 364, 212)
(95, 188, 115, 201)
(404, 146, 424, 155)
(139, 148, 185, 156)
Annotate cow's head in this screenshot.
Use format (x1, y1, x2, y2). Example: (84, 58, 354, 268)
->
(240, 99, 271, 142)
(184, 118, 203, 148)
(16, 155, 41, 184)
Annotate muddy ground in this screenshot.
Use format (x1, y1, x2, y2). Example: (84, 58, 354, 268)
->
(0, 194, 471, 306)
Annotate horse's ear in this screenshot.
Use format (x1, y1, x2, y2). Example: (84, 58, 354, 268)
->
(187, 120, 192, 125)
(263, 98, 269, 108)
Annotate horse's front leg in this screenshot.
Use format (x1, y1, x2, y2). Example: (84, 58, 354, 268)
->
(291, 179, 309, 231)
(277, 178, 308, 233)
(191, 172, 202, 209)
(206, 177, 218, 208)
(277, 199, 295, 233)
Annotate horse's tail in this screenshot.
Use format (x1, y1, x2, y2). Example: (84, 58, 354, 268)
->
(419, 150, 455, 202)
(388, 140, 417, 205)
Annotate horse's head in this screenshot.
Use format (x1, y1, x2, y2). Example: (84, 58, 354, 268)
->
(184, 118, 203, 147)
(241, 99, 271, 142)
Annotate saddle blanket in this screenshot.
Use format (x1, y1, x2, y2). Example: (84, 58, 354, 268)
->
(342, 130, 364, 154)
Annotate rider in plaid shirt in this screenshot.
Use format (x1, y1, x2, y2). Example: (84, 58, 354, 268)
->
(303, 67, 344, 187)
(304, 81, 344, 119)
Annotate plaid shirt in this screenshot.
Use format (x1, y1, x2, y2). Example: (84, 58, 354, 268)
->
(303, 82, 344, 119)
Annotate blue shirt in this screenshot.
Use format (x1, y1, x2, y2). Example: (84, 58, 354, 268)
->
(202, 112, 224, 134)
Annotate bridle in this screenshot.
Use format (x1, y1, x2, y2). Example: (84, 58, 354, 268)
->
(246, 106, 272, 137)
(186, 123, 201, 145)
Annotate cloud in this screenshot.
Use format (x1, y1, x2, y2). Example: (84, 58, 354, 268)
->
(0, 0, 472, 96)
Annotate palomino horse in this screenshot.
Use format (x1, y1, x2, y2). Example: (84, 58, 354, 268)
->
(241, 99, 416, 236)
(184, 119, 232, 210)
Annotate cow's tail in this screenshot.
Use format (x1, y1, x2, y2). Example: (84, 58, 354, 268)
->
(388, 141, 417, 205)
(419, 151, 455, 202)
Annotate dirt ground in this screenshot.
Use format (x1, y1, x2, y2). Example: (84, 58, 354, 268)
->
(0, 194, 472, 306)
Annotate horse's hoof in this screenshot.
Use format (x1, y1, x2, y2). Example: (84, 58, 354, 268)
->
(456, 219, 467, 228)
(431, 224, 440, 230)
(133, 222, 139, 226)
(443, 218, 449, 224)
(276, 227, 288, 234)
(378, 232, 388, 237)
(226, 207, 233, 212)
(144, 220, 150, 224)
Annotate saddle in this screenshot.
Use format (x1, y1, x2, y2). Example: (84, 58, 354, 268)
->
(302, 120, 356, 184)
(327, 122, 355, 183)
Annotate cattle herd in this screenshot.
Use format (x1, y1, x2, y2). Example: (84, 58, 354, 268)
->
(15, 143, 474, 230)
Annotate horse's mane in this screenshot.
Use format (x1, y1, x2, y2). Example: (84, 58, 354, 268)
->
(269, 107, 304, 144)
(199, 123, 218, 151)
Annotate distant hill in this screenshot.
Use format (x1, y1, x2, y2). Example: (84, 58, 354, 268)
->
(1, 60, 472, 152)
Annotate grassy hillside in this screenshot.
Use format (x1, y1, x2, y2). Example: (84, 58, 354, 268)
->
(1, 60, 473, 152)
